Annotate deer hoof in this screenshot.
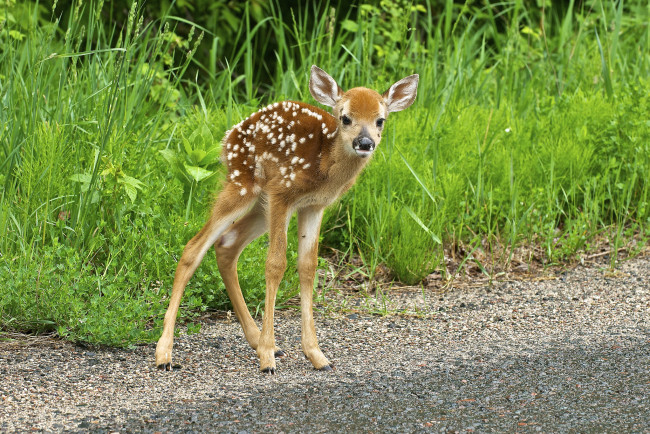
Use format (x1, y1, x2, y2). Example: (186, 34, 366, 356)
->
(316, 364, 334, 372)
(157, 362, 172, 371)
(261, 367, 276, 375)
(274, 349, 286, 358)
(157, 362, 181, 371)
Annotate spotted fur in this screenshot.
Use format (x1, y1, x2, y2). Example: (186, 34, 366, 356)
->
(155, 65, 419, 374)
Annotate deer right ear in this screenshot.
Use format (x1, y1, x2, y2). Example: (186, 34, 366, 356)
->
(309, 65, 342, 108)
(383, 74, 419, 113)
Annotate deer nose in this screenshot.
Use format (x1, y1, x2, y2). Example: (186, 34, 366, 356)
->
(353, 136, 375, 152)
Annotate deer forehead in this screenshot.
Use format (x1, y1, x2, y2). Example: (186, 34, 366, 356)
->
(339, 87, 386, 121)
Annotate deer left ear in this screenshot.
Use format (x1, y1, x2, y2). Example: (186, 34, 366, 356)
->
(383, 74, 419, 113)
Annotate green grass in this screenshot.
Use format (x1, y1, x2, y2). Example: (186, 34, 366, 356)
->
(1, 0, 649, 346)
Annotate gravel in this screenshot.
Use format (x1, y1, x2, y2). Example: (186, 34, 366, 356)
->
(1, 256, 649, 432)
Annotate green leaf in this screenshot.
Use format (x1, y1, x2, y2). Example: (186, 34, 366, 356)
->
(160, 149, 191, 185)
(158, 148, 179, 165)
(341, 20, 358, 32)
(69, 173, 92, 184)
(188, 149, 206, 165)
(123, 183, 138, 203)
(9, 30, 25, 41)
(200, 147, 221, 166)
(182, 136, 193, 156)
(183, 164, 214, 183)
(197, 123, 214, 150)
(120, 174, 144, 190)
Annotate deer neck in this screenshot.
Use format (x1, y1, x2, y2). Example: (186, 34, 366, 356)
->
(320, 131, 370, 184)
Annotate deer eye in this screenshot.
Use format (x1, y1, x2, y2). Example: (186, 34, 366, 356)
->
(376, 118, 385, 128)
(341, 115, 352, 126)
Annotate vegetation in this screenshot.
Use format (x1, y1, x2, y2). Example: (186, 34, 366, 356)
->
(1, 0, 648, 346)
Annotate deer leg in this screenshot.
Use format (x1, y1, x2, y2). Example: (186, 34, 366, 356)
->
(215, 201, 285, 357)
(297, 206, 332, 371)
(155, 186, 256, 370)
(257, 198, 290, 374)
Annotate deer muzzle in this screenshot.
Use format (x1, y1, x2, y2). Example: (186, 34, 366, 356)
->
(352, 135, 375, 158)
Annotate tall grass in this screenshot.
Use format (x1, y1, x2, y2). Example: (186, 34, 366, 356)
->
(1, 0, 649, 345)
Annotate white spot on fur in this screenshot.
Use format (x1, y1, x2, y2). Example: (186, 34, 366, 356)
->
(220, 230, 237, 248)
(240, 188, 247, 196)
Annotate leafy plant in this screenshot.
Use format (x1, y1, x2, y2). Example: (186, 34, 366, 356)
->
(159, 114, 222, 220)
(71, 154, 145, 205)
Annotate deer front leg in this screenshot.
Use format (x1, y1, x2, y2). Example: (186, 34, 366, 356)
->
(297, 206, 332, 371)
(257, 199, 290, 374)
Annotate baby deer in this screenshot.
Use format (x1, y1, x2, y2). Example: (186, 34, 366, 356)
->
(156, 66, 418, 373)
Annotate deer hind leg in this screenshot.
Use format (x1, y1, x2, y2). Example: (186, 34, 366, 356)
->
(155, 185, 257, 370)
(215, 201, 285, 357)
(297, 206, 332, 371)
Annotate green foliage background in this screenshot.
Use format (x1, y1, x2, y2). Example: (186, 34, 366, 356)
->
(1, 0, 648, 346)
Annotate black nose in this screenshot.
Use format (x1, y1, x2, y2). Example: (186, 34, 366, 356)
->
(353, 136, 375, 151)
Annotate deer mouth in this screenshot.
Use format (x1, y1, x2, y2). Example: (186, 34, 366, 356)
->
(354, 148, 374, 158)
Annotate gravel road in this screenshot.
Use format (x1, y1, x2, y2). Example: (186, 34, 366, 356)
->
(2, 256, 649, 432)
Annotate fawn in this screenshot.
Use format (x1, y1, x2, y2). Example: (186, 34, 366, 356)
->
(155, 66, 418, 373)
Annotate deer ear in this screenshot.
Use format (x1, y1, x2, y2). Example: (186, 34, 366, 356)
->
(383, 74, 419, 113)
(309, 65, 342, 108)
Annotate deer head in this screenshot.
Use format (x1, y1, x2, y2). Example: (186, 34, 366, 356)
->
(309, 65, 419, 158)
